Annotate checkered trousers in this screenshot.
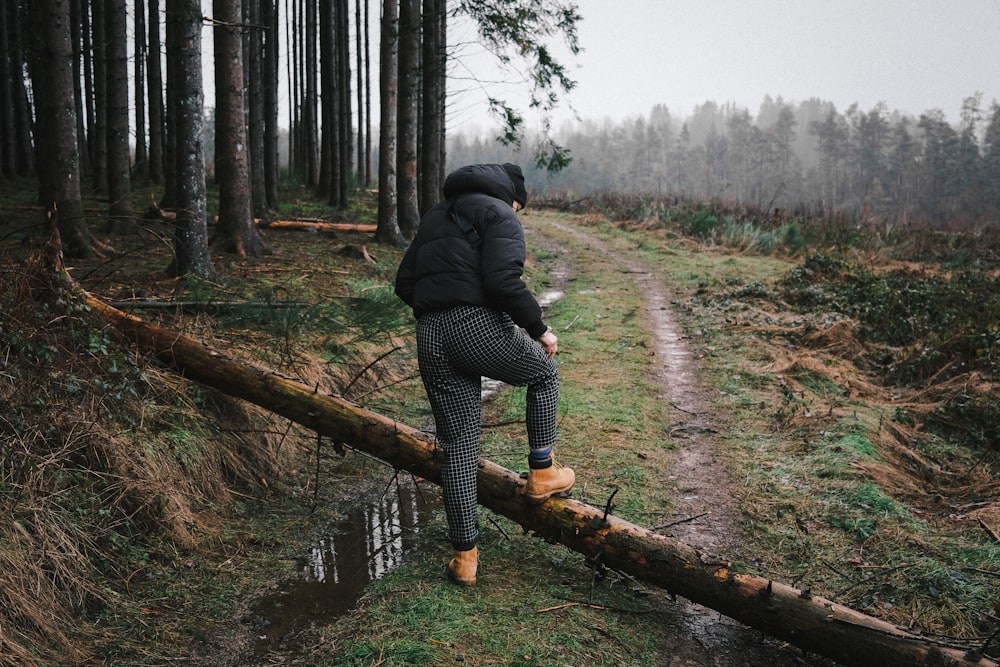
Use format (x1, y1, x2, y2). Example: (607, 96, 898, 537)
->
(417, 305, 560, 550)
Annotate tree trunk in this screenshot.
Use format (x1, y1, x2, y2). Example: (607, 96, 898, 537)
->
(317, 0, 336, 201)
(302, 0, 319, 186)
(261, 0, 280, 210)
(105, 0, 133, 233)
(133, 0, 148, 180)
(166, 0, 216, 280)
(90, 0, 108, 194)
(287, 0, 299, 177)
(395, 0, 420, 237)
(419, 0, 445, 213)
(0, 0, 17, 177)
(75, 289, 997, 667)
(336, 0, 352, 206)
(244, 0, 271, 224)
(7, 1, 33, 176)
(30, 0, 100, 257)
(213, 0, 270, 257)
(362, 0, 372, 186)
(147, 0, 165, 183)
(355, 0, 366, 187)
(69, 0, 89, 175)
(160, 0, 180, 207)
(376, 0, 404, 246)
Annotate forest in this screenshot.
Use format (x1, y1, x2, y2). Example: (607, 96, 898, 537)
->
(5, 0, 579, 264)
(7, 0, 995, 249)
(3, 0, 1000, 665)
(455, 93, 1000, 229)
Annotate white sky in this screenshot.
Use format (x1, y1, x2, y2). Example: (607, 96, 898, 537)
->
(450, 0, 1000, 131)
(192, 1, 1000, 134)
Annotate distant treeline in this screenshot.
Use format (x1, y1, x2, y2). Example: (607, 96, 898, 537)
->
(449, 94, 1000, 228)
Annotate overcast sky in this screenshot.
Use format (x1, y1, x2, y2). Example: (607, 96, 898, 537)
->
(450, 0, 1000, 132)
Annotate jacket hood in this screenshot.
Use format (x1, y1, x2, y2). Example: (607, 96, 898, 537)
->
(442, 164, 514, 206)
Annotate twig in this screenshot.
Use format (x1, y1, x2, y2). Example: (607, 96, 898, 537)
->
(654, 511, 709, 531)
(602, 488, 619, 521)
(668, 400, 701, 416)
(831, 564, 913, 601)
(224, 486, 259, 501)
(107, 299, 311, 311)
(537, 601, 608, 613)
(487, 515, 511, 540)
(343, 345, 402, 395)
(978, 518, 1000, 543)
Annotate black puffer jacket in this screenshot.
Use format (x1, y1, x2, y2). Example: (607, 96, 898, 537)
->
(394, 163, 547, 339)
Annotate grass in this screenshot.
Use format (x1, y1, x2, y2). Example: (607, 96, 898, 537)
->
(3, 188, 1000, 665)
(590, 218, 1000, 640)
(289, 208, 1000, 663)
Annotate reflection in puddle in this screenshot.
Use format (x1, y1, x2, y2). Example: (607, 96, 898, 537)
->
(250, 482, 441, 654)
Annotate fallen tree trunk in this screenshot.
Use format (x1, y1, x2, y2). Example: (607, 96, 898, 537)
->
(79, 289, 995, 667)
(107, 299, 311, 312)
(258, 219, 377, 233)
(143, 200, 375, 233)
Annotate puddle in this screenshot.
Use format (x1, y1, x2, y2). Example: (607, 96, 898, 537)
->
(248, 263, 565, 658)
(249, 481, 442, 655)
(538, 289, 564, 307)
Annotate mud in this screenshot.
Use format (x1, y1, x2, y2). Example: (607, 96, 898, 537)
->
(536, 221, 838, 666)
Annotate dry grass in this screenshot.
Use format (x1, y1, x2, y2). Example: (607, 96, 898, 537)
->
(0, 263, 295, 666)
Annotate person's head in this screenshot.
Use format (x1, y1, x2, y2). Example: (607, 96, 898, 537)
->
(502, 163, 528, 211)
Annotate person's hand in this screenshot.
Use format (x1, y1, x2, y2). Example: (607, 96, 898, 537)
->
(538, 329, 558, 359)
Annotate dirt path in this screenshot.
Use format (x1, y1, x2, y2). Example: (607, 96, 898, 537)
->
(535, 218, 836, 666)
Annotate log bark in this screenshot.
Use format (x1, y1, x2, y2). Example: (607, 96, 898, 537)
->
(107, 300, 310, 312)
(259, 219, 376, 233)
(78, 288, 995, 667)
(144, 201, 375, 233)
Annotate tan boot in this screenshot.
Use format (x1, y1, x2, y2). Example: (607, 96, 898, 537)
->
(446, 546, 478, 587)
(524, 463, 575, 504)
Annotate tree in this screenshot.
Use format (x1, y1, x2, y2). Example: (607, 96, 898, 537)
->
(361, 0, 372, 186)
(316, 0, 351, 207)
(356, 0, 372, 187)
(982, 103, 1000, 216)
(726, 108, 756, 205)
(105, 0, 133, 232)
(302, 0, 319, 186)
(0, 1, 18, 177)
(213, 0, 270, 257)
(335, 0, 352, 205)
(30, 0, 101, 257)
(456, 0, 581, 172)
(395, 0, 420, 236)
(244, 0, 271, 223)
(419, 0, 446, 213)
(90, 0, 108, 192)
(69, 0, 90, 175)
(376, 0, 405, 246)
(885, 118, 919, 219)
(165, 0, 216, 279)
(260, 0, 280, 210)
(810, 108, 849, 210)
(133, 0, 148, 179)
(916, 110, 961, 224)
(147, 0, 165, 183)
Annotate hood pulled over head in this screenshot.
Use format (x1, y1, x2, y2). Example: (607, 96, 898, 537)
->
(442, 163, 517, 207)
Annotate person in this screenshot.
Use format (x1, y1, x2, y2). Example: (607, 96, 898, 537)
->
(394, 163, 575, 587)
